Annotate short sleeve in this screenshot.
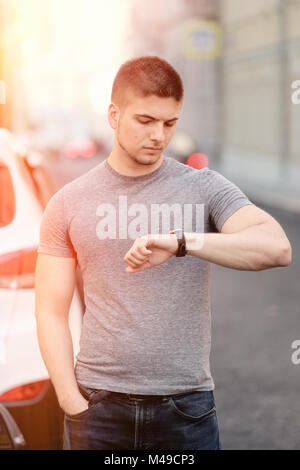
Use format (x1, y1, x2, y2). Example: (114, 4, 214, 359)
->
(37, 187, 77, 258)
(201, 169, 254, 232)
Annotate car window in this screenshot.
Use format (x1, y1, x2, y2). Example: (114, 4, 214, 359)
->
(0, 162, 15, 227)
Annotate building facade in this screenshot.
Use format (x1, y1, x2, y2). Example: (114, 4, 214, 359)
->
(220, 0, 300, 211)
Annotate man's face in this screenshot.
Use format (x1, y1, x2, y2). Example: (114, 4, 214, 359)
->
(112, 91, 182, 166)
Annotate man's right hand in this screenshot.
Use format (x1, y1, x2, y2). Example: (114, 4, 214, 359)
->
(60, 393, 89, 417)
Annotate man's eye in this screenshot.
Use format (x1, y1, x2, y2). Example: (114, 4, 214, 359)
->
(165, 122, 175, 127)
(139, 120, 151, 125)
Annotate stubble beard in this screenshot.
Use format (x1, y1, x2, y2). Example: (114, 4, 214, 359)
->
(117, 134, 162, 166)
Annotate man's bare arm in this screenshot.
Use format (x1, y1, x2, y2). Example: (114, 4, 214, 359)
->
(34, 254, 88, 415)
(124, 205, 292, 272)
(184, 205, 292, 270)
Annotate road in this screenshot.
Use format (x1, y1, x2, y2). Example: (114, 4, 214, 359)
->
(211, 206, 300, 450)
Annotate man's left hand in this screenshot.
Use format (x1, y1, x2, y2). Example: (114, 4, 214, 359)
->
(124, 234, 178, 273)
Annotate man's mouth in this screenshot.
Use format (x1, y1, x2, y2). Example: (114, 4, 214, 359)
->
(143, 147, 162, 152)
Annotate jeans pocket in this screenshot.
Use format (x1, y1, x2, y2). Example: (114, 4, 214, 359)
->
(169, 391, 216, 422)
(65, 406, 92, 420)
(65, 386, 106, 420)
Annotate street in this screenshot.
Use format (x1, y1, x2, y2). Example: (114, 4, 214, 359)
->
(211, 206, 300, 450)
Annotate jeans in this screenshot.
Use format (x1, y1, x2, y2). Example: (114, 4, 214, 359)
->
(63, 385, 222, 450)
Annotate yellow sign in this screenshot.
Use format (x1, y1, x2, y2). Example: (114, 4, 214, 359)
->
(182, 20, 221, 60)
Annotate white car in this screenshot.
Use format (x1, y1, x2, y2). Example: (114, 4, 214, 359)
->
(0, 129, 83, 449)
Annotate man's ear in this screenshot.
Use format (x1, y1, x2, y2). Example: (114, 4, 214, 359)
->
(108, 102, 120, 130)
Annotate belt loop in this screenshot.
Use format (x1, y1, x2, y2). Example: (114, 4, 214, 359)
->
(78, 384, 92, 401)
(89, 390, 110, 404)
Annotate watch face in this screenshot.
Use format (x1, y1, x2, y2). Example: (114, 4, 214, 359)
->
(174, 229, 186, 257)
(177, 229, 183, 240)
(172, 229, 183, 239)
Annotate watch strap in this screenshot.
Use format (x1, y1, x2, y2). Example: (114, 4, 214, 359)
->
(169, 229, 187, 257)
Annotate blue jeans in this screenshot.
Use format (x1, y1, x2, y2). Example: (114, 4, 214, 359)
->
(63, 385, 222, 450)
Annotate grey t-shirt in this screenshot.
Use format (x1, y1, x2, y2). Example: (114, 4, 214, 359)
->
(38, 156, 253, 394)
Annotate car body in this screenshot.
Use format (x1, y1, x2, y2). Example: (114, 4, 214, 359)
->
(0, 129, 83, 449)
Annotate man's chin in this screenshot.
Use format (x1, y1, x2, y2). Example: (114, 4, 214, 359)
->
(117, 138, 163, 165)
(135, 151, 163, 165)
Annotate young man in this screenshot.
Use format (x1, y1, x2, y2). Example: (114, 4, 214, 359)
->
(35, 56, 292, 450)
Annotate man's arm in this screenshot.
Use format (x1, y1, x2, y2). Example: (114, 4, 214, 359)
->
(35, 254, 88, 415)
(184, 205, 292, 271)
(124, 205, 292, 272)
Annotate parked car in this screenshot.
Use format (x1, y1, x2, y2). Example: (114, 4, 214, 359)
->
(0, 129, 84, 449)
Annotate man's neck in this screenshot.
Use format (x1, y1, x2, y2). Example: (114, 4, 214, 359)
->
(107, 146, 164, 177)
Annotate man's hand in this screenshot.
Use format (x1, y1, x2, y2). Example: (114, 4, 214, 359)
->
(124, 233, 178, 273)
(60, 392, 89, 417)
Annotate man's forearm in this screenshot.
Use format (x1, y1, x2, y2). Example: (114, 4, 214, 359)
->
(36, 312, 82, 408)
(185, 223, 291, 271)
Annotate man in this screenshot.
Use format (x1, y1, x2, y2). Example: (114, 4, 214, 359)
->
(35, 56, 292, 450)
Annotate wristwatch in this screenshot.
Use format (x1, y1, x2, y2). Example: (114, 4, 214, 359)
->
(169, 229, 187, 257)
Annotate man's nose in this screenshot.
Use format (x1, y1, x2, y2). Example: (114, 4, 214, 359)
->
(149, 123, 165, 143)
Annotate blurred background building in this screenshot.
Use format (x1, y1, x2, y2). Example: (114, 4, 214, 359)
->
(220, 0, 300, 212)
(129, 0, 221, 167)
(0, 0, 299, 209)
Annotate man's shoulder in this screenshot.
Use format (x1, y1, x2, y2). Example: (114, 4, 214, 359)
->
(62, 159, 106, 195)
(166, 156, 212, 180)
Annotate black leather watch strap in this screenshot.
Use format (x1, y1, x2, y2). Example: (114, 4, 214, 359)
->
(169, 229, 187, 257)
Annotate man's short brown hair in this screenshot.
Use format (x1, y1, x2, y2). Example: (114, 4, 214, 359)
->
(111, 56, 184, 107)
